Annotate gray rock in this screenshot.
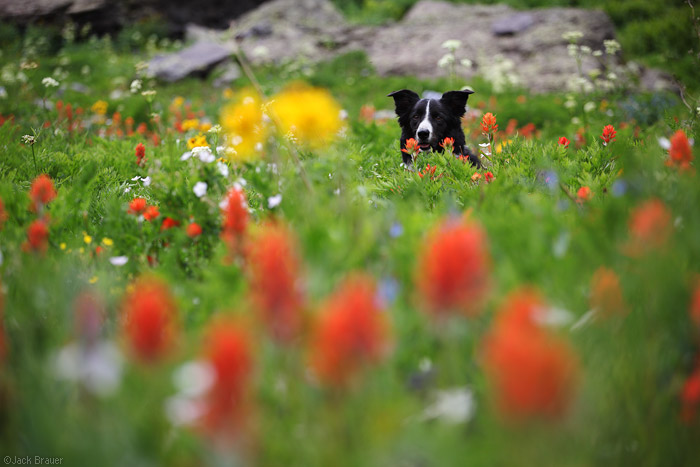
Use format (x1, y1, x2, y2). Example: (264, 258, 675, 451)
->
(149, 41, 232, 82)
(491, 13, 536, 36)
(212, 62, 243, 88)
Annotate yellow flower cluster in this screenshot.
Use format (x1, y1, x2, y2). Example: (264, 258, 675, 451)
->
(187, 133, 208, 150)
(269, 84, 343, 149)
(181, 118, 200, 131)
(220, 89, 267, 162)
(91, 100, 108, 115)
(218, 84, 344, 162)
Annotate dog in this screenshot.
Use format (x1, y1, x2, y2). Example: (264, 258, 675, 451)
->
(387, 89, 481, 168)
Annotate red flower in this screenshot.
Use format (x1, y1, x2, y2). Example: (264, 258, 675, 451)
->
(471, 172, 482, 182)
(416, 219, 491, 317)
(29, 174, 57, 209)
(627, 199, 672, 254)
(247, 223, 304, 343)
(186, 222, 202, 238)
(668, 130, 693, 169)
(143, 205, 160, 221)
(135, 142, 146, 166)
(121, 276, 178, 363)
(481, 112, 498, 134)
(484, 171, 495, 183)
(128, 198, 147, 215)
(310, 275, 390, 387)
(23, 219, 49, 253)
(558, 137, 570, 149)
(600, 124, 616, 145)
(576, 186, 592, 202)
(222, 188, 248, 236)
(0, 196, 7, 230)
(483, 288, 579, 421)
(590, 266, 627, 317)
(681, 365, 700, 424)
(418, 164, 437, 179)
(440, 137, 455, 151)
(161, 217, 180, 231)
(201, 319, 253, 436)
(401, 138, 420, 156)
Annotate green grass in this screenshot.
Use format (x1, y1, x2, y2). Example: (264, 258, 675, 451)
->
(0, 22, 700, 466)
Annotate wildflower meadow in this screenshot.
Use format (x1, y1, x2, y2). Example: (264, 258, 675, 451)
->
(1, 5, 700, 466)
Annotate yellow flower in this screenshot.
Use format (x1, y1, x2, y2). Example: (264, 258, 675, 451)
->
(84, 234, 92, 244)
(199, 122, 212, 133)
(223, 88, 234, 99)
(182, 118, 200, 131)
(60, 242, 67, 250)
(172, 96, 185, 108)
(102, 237, 114, 246)
(91, 100, 108, 115)
(496, 139, 512, 154)
(89, 276, 99, 284)
(269, 83, 344, 149)
(187, 134, 209, 150)
(220, 89, 267, 162)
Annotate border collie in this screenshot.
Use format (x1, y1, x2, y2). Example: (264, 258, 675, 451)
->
(387, 89, 481, 167)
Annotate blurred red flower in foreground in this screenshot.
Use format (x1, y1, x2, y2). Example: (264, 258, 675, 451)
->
(576, 186, 592, 202)
(135, 143, 146, 166)
(23, 218, 49, 253)
(247, 223, 304, 343)
(161, 217, 180, 231)
(186, 222, 202, 238)
(600, 124, 616, 146)
(122, 276, 178, 363)
(201, 319, 253, 436)
(558, 137, 570, 149)
(681, 363, 700, 424)
(29, 174, 57, 211)
(626, 199, 672, 255)
(483, 288, 579, 421)
(128, 198, 147, 215)
(221, 187, 249, 255)
(416, 219, 490, 317)
(481, 112, 498, 134)
(310, 275, 390, 387)
(0, 196, 7, 229)
(143, 205, 160, 221)
(589, 266, 627, 317)
(668, 130, 693, 170)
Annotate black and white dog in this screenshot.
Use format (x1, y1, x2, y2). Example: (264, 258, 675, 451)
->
(387, 89, 481, 167)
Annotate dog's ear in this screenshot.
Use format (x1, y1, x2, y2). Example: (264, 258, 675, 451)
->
(387, 89, 420, 118)
(440, 90, 474, 118)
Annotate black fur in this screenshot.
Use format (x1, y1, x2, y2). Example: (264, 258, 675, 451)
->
(387, 89, 481, 168)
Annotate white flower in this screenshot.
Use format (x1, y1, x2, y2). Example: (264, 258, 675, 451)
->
(567, 44, 579, 57)
(438, 54, 455, 69)
(54, 341, 123, 396)
(535, 306, 574, 328)
(583, 101, 596, 113)
(657, 136, 671, 150)
(193, 181, 208, 198)
(173, 361, 214, 397)
(460, 58, 473, 69)
(268, 194, 282, 209)
(130, 79, 142, 93)
(479, 142, 491, 156)
(192, 146, 215, 163)
(421, 388, 475, 424)
(141, 90, 156, 97)
(604, 39, 621, 55)
(216, 161, 229, 178)
(441, 39, 462, 51)
(42, 76, 59, 88)
(109, 256, 129, 266)
(562, 31, 583, 43)
(180, 151, 193, 161)
(207, 124, 222, 135)
(142, 176, 151, 187)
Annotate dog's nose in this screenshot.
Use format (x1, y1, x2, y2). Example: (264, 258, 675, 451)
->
(417, 130, 430, 140)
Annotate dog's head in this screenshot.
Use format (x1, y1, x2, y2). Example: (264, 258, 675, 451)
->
(387, 89, 474, 152)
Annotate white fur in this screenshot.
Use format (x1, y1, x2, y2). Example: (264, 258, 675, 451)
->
(417, 100, 433, 140)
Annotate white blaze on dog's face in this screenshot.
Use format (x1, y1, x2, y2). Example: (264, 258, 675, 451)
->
(410, 99, 449, 150)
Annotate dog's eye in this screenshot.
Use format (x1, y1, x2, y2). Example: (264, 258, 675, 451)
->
(435, 115, 442, 121)
(411, 115, 419, 121)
